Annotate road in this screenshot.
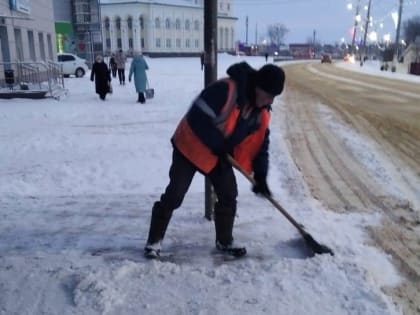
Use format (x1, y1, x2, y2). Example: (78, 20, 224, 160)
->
(281, 61, 420, 315)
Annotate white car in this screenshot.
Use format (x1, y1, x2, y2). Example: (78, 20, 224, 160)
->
(57, 53, 89, 78)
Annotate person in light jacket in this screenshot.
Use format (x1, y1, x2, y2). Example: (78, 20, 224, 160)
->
(128, 52, 149, 103)
(115, 49, 127, 85)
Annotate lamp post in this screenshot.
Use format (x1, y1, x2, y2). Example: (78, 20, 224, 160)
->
(392, 0, 404, 72)
(351, 0, 361, 55)
(360, 0, 372, 66)
(204, 0, 217, 220)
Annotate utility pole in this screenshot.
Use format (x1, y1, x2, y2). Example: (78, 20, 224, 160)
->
(255, 23, 258, 46)
(351, 0, 360, 55)
(245, 16, 249, 45)
(312, 29, 316, 58)
(392, 0, 404, 72)
(360, 0, 372, 66)
(204, 0, 217, 220)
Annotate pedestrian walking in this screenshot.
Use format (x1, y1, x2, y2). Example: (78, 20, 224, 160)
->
(144, 62, 285, 259)
(109, 53, 117, 78)
(115, 49, 127, 85)
(128, 52, 149, 104)
(90, 55, 111, 101)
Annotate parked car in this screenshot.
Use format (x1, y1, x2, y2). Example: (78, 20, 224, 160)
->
(57, 53, 89, 78)
(321, 54, 332, 63)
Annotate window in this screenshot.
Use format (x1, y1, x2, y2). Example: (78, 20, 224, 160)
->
(27, 30, 36, 60)
(165, 18, 170, 29)
(14, 28, 23, 61)
(175, 19, 181, 30)
(38, 32, 46, 61)
(185, 20, 190, 30)
(140, 17, 144, 30)
(176, 38, 181, 48)
(185, 39, 190, 48)
(195, 39, 199, 48)
(194, 20, 199, 31)
(155, 18, 160, 29)
(47, 34, 53, 60)
(156, 38, 161, 47)
(166, 38, 171, 48)
(58, 54, 75, 62)
(141, 38, 145, 48)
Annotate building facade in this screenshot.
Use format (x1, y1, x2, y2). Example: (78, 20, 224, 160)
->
(0, 0, 56, 63)
(53, 0, 102, 66)
(100, 0, 236, 56)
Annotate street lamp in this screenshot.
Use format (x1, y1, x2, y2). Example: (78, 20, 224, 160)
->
(351, 0, 361, 55)
(392, 0, 404, 72)
(360, 0, 372, 66)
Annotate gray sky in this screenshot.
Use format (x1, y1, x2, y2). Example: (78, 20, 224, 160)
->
(233, 0, 420, 45)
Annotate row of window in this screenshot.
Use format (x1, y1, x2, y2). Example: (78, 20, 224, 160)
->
(104, 17, 201, 31)
(104, 37, 200, 50)
(155, 38, 200, 48)
(13, 27, 54, 61)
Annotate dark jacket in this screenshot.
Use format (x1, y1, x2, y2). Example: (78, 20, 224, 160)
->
(90, 61, 111, 95)
(109, 56, 117, 69)
(172, 62, 270, 178)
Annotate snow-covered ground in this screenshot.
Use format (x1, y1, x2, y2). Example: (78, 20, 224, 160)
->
(1, 54, 417, 314)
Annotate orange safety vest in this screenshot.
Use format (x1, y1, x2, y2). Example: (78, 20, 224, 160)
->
(173, 79, 270, 174)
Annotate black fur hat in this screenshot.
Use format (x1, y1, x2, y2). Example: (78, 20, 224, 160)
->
(256, 64, 285, 96)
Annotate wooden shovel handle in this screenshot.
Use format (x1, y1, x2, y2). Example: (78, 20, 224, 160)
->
(226, 155, 307, 235)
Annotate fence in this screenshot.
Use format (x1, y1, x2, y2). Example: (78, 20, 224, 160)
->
(0, 61, 66, 99)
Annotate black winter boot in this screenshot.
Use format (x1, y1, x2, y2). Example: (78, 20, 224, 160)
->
(144, 202, 172, 258)
(138, 92, 145, 104)
(213, 204, 236, 246)
(213, 204, 246, 257)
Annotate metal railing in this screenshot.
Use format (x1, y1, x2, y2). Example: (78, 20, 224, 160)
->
(0, 61, 66, 99)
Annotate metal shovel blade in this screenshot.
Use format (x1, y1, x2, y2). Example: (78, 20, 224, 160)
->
(303, 232, 334, 256)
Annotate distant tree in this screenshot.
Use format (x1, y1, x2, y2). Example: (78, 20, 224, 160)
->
(403, 15, 420, 44)
(267, 23, 289, 47)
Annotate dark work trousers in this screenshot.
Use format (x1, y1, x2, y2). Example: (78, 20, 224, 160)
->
(146, 148, 238, 246)
(117, 68, 125, 84)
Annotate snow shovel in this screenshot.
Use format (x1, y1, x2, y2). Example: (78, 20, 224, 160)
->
(227, 155, 334, 256)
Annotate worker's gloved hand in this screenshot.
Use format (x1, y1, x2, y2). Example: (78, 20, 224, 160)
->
(252, 176, 272, 197)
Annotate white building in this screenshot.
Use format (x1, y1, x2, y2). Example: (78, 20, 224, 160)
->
(0, 0, 56, 63)
(100, 0, 236, 56)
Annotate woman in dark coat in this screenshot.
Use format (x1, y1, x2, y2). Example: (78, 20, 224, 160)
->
(90, 55, 111, 100)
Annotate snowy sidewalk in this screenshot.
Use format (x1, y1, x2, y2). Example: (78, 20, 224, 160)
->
(0, 55, 401, 315)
